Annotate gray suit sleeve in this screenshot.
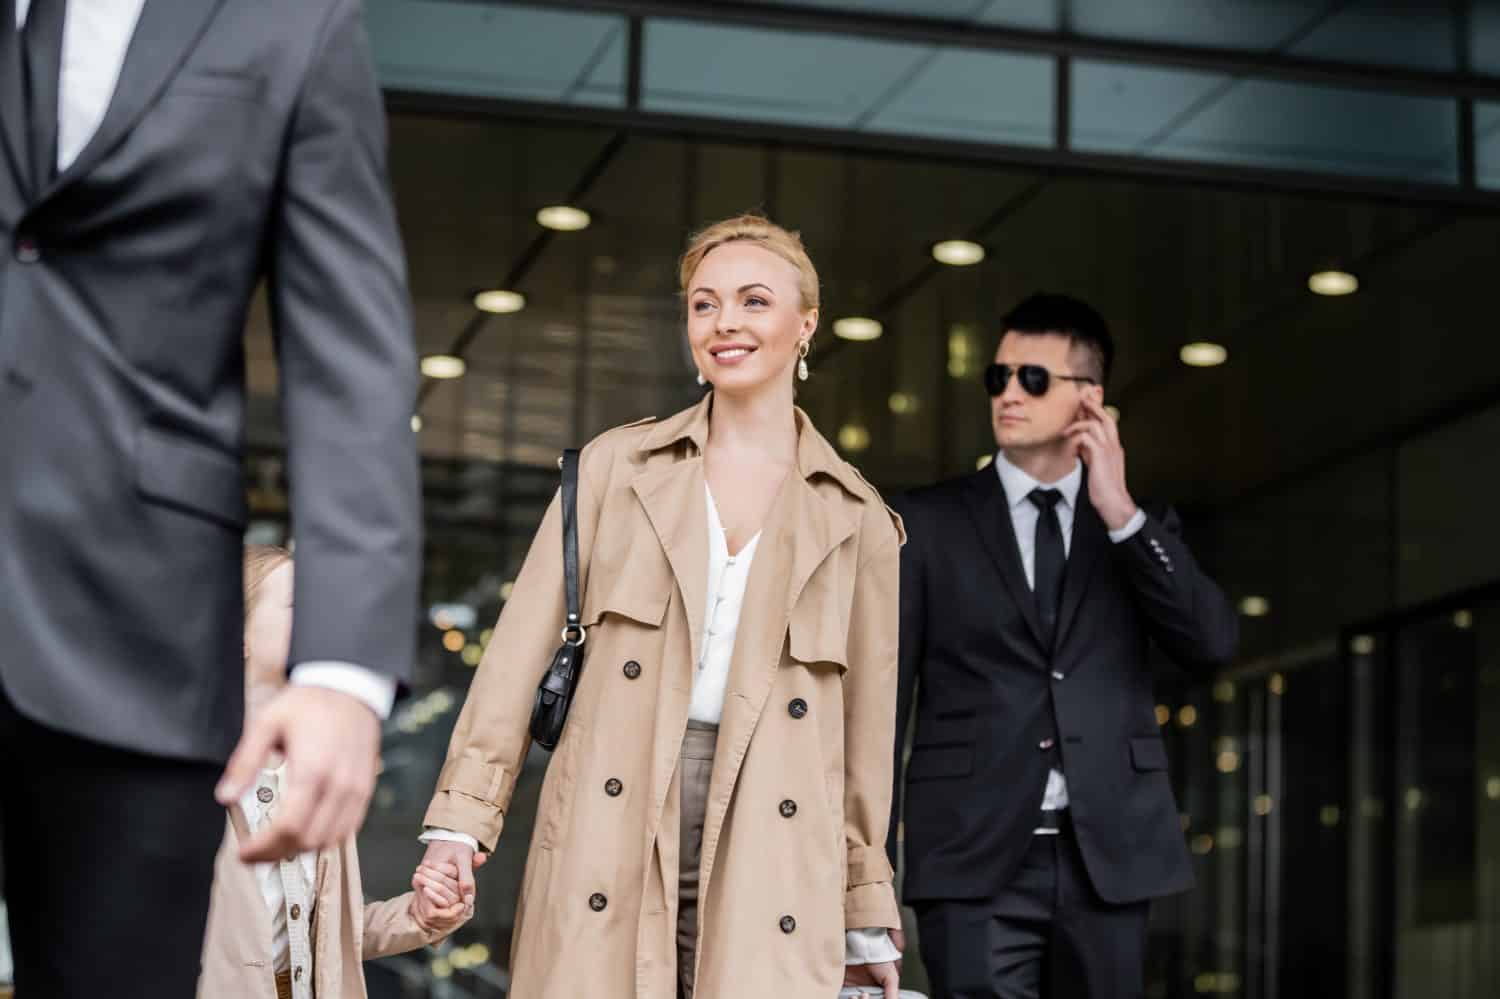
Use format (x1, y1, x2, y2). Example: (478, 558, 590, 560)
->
(267, 0, 421, 685)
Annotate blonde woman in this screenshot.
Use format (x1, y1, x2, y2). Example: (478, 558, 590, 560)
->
(418, 215, 906, 997)
(198, 546, 469, 999)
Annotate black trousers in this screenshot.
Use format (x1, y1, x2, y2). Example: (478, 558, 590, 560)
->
(915, 830, 1150, 999)
(0, 681, 224, 997)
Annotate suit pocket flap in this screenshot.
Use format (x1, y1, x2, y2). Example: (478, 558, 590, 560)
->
(136, 425, 246, 529)
(1130, 736, 1169, 772)
(906, 745, 974, 781)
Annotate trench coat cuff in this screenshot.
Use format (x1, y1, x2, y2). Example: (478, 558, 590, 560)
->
(421, 758, 515, 851)
(845, 844, 899, 927)
(844, 879, 901, 931)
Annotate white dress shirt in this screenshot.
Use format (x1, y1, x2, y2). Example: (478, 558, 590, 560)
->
(239, 767, 318, 979)
(24, 0, 395, 720)
(993, 451, 1146, 825)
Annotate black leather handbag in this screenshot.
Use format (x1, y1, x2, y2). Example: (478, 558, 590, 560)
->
(528, 448, 585, 751)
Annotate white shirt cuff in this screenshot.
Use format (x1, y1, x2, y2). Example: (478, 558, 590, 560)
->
(419, 828, 481, 852)
(290, 662, 397, 720)
(845, 927, 902, 966)
(1107, 508, 1148, 544)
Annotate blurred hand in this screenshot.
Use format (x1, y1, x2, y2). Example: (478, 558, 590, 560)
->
(216, 685, 381, 862)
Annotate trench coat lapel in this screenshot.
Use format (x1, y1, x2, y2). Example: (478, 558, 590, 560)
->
(695, 424, 857, 905)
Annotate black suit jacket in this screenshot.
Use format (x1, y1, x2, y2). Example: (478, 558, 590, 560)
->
(0, 0, 420, 761)
(887, 468, 1237, 906)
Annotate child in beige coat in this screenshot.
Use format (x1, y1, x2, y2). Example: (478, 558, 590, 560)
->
(198, 545, 471, 999)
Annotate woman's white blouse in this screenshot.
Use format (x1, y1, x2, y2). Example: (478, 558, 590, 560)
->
(688, 485, 762, 724)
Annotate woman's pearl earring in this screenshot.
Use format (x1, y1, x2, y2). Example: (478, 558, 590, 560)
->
(696, 371, 706, 386)
(796, 339, 810, 382)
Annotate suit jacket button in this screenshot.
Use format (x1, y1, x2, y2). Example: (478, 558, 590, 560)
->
(589, 892, 608, 911)
(605, 778, 623, 797)
(623, 660, 642, 679)
(779, 799, 797, 818)
(788, 698, 808, 719)
(1039, 738, 1056, 750)
(14, 236, 39, 263)
(779, 915, 797, 933)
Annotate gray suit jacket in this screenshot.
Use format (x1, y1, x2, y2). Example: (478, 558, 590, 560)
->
(0, 0, 421, 761)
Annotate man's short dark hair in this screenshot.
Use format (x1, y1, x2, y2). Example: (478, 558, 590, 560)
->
(1000, 292, 1114, 385)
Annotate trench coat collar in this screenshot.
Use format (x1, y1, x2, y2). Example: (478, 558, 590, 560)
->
(637, 392, 868, 501)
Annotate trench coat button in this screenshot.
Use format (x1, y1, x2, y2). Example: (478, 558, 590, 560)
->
(779, 915, 797, 934)
(788, 698, 808, 719)
(779, 799, 797, 818)
(1039, 738, 1056, 751)
(589, 892, 608, 911)
(623, 660, 642, 679)
(256, 786, 274, 804)
(14, 235, 39, 263)
(290, 904, 301, 920)
(605, 778, 623, 797)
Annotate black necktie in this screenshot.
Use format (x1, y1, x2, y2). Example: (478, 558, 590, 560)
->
(21, 0, 66, 192)
(1029, 488, 1066, 645)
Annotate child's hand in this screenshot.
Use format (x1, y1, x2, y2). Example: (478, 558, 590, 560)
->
(410, 891, 470, 937)
(413, 861, 465, 910)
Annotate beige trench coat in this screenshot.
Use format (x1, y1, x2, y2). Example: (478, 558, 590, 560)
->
(198, 807, 445, 998)
(424, 393, 904, 998)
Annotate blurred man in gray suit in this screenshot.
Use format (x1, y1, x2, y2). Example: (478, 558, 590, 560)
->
(0, 1, 421, 994)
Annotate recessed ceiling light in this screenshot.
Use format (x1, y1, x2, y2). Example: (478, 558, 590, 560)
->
(1180, 342, 1228, 367)
(473, 289, 526, 314)
(421, 354, 466, 379)
(932, 239, 985, 267)
(1239, 595, 1271, 618)
(1350, 634, 1377, 656)
(837, 423, 871, 453)
(1308, 270, 1358, 296)
(888, 392, 921, 415)
(834, 317, 883, 342)
(537, 205, 591, 232)
(410, 414, 424, 433)
(1453, 609, 1473, 629)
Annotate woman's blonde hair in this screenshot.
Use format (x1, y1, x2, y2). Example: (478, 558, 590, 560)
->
(243, 544, 292, 622)
(678, 213, 820, 312)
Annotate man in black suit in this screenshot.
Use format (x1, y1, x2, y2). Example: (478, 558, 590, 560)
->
(888, 294, 1237, 999)
(0, 1, 420, 994)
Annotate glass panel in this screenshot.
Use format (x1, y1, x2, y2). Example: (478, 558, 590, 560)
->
(1479, 103, 1500, 191)
(643, 18, 1054, 145)
(1073, 0, 1339, 52)
(860, 47, 1054, 145)
(1074, 0, 1456, 70)
(1473, 1, 1500, 76)
(365, 0, 628, 107)
(756, 0, 1061, 29)
(1398, 405, 1500, 607)
(1287, 0, 1457, 72)
(1393, 607, 1484, 997)
(1071, 60, 1460, 183)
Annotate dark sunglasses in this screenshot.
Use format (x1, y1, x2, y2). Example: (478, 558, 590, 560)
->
(984, 363, 1096, 398)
